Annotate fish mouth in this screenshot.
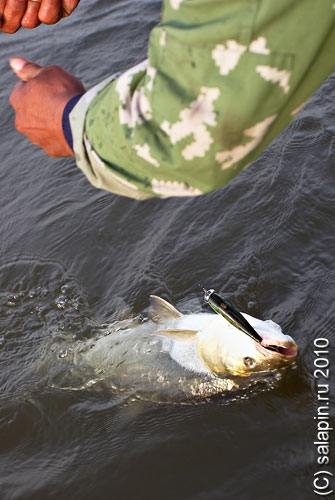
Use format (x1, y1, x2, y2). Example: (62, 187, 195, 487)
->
(257, 341, 298, 359)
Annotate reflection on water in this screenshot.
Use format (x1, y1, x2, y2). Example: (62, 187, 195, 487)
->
(0, 1, 335, 499)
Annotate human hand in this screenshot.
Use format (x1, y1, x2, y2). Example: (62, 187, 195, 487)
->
(0, 0, 80, 33)
(10, 57, 85, 157)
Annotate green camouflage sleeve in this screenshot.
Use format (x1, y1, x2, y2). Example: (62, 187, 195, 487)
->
(70, 0, 335, 199)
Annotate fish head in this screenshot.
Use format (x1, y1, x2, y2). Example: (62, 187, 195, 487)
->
(196, 315, 298, 377)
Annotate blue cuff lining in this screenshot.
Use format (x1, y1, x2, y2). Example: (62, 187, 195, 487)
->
(62, 93, 85, 152)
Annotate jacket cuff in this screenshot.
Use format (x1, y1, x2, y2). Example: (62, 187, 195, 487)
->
(69, 75, 118, 182)
(62, 93, 85, 152)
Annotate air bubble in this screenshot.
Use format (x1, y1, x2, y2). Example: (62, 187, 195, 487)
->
(55, 295, 67, 309)
(7, 294, 17, 306)
(61, 284, 70, 294)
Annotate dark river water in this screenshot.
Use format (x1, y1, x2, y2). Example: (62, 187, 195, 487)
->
(1, 1, 335, 499)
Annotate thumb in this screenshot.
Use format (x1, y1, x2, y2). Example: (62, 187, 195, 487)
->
(10, 57, 43, 82)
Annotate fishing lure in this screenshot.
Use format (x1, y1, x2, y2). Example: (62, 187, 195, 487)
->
(203, 288, 263, 343)
(203, 288, 291, 356)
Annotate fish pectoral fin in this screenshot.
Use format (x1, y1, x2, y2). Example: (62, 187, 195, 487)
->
(150, 295, 183, 324)
(152, 329, 198, 342)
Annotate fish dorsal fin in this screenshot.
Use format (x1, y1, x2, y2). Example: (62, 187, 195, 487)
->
(150, 295, 183, 324)
(152, 329, 198, 342)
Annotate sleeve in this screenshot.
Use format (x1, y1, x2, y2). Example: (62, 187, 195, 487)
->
(69, 0, 335, 199)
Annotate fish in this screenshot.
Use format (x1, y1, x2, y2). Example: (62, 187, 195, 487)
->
(38, 293, 298, 400)
(150, 294, 298, 377)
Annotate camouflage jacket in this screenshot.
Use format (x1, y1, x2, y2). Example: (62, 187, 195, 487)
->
(70, 0, 335, 199)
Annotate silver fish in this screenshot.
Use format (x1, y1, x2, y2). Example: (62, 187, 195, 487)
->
(38, 295, 298, 400)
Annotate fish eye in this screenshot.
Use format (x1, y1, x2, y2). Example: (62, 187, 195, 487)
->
(243, 356, 256, 368)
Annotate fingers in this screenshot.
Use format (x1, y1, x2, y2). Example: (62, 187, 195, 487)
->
(61, 0, 79, 17)
(1, 0, 79, 32)
(0, 0, 6, 28)
(38, 0, 61, 24)
(0, 0, 41, 32)
(21, 0, 41, 28)
(10, 57, 43, 81)
(1, 0, 26, 33)
(38, 0, 80, 24)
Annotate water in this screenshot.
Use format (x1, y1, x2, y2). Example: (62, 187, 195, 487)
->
(0, 1, 334, 499)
